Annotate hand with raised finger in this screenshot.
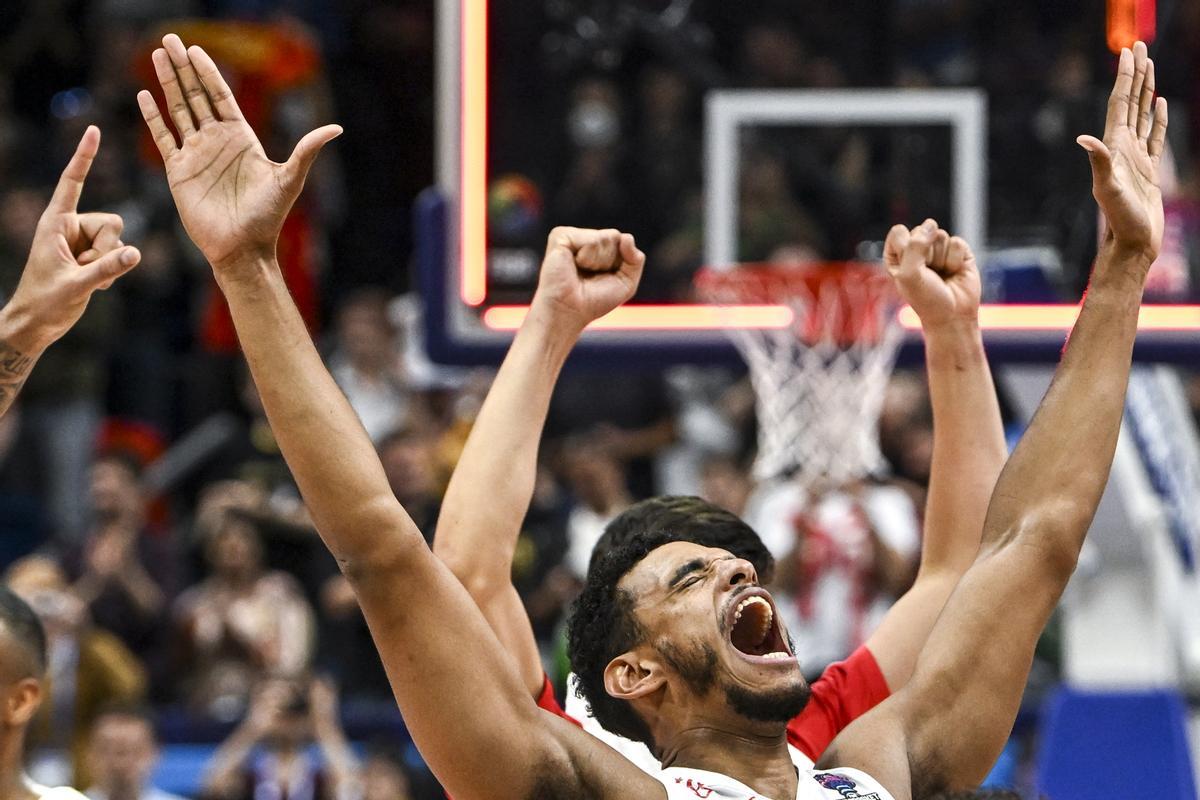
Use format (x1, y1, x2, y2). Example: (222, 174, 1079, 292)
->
(532, 226, 645, 334)
(5, 125, 141, 350)
(884, 219, 981, 330)
(137, 33, 342, 277)
(1077, 41, 1168, 264)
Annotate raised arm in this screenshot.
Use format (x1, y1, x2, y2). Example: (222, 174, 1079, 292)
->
(139, 34, 662, 800)
(863, 219, 1007, 690)
(821, 43, 1167, 798)
(433, 227, 644, 696)
(0, 126, 141, 417)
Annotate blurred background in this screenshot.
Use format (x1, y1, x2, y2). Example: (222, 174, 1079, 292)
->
(0, 1, 1197, 799)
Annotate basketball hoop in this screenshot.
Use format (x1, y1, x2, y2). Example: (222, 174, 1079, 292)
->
(696, 262, 903, 487)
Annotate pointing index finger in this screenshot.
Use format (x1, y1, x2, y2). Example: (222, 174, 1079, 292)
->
(47, 125, 100, 214)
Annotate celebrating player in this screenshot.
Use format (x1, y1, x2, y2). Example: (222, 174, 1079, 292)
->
(140, 33, 1165, 799)
(431, 211, 1007, 773)
(0, 587, 88, 800)
(0, 127, 141, 419)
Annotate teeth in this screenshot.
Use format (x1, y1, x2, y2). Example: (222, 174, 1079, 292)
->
(733, 596, 772, 625)
(762, 652, 792, 660)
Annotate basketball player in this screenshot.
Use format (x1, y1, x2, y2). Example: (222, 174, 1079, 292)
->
(430, 212, 1006, 775)
(140, 34, 1165, 799)
(0, 128, 141, 419)
(0, 587, 87, 800)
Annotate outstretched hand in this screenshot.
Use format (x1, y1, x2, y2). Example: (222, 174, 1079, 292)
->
(532, 227, 645, 332)
(1077, 41, 1168, 261)
(7, 126, 141, 347)
(884, 218, 980, 330)
(137, 34, 341, 274)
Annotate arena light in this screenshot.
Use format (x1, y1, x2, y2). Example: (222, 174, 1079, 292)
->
(1107, 0, 1156, 52)
(460, 0, 488, 306)
(482, 304, 795, 331)
(901, 304, 1200, 331)
(483, 303, 1200, 333)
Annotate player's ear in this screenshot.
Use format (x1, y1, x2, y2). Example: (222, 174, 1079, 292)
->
(4, 677, 43, 726)
(603, 651, 666, 701)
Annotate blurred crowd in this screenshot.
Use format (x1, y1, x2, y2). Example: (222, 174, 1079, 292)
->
(0, 2, 1198, 799)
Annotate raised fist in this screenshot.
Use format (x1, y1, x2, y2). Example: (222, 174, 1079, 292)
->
(532, 226, 645, 332)
(884, 219, 981, 330)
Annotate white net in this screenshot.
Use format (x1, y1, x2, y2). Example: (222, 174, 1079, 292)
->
(697, 263, 904, 487)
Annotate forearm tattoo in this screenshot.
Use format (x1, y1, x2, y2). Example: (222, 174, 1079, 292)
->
(0, 341, 35, 415)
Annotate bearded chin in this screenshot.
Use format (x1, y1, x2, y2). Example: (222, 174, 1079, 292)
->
(724, 677, 811, 723)
(657, 638, 812, 724)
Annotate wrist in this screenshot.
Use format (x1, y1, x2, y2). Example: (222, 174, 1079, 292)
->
(212, 253, 281, 294)
(923, 318, 987, 370)
(522, 303, 585, 355)
(1093, 238, 1155, 291)
(0, 300, 56, 355)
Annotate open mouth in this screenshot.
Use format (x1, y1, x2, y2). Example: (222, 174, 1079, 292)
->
(725, 589, 792, 662)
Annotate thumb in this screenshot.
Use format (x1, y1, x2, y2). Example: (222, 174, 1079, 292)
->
(80, 246, 140, 291)
(284, 124, 343, 193)
(1076, 135, 1113, 182)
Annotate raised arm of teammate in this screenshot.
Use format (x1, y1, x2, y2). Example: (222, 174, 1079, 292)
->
(138, 35, 664, 800)
(819, 42, 1167, 798)
(0, 127, 141, 418)
(433, 227, 643, 696)
(863, 219, 1007, 691)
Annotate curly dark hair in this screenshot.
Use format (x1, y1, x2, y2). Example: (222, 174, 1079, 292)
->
(568, 525, 681, 748)
(589, 496, 775, 582)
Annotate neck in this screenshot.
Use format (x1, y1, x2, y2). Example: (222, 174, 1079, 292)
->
(0, 730, 35, 800)
(659, 719, 796, 799)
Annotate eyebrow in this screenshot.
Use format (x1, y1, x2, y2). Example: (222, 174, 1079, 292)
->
(668, 558, 708, 589)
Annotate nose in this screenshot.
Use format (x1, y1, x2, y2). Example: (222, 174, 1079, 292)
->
(717, 556, 758, 589)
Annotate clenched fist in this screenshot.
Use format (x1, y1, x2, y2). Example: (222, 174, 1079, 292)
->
(884, 219, 981, 331)
(532, 227, 645, 333)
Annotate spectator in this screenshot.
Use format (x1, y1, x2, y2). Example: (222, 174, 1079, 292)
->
(328, 289, 418, 444)
(747, 480, 921, 673)
(5, 555, 147, 790)
(559, 436, 633, 581)
(173, 511, 314, 721)
(357, 748, 413, 800)
(71, 454, 171, 664)
(201, 678, 357, 800)
(84, 707, 185, 800)
(699, 455, 755, 518)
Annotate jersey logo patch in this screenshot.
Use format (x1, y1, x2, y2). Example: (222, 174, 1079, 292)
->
(814, 772, 880, 799)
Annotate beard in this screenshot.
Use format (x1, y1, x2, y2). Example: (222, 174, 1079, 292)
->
(656, 637, 811, 724)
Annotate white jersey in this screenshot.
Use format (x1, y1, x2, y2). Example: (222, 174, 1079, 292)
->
(564, 676, 894, 800)
(659, 765, 895, 800)
(25, 777, 88, 800)
(566, 674, 816, 774)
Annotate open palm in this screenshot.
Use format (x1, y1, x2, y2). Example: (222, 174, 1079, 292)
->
(1077, 41, 1168, 258)
(138, 35, 341, 271)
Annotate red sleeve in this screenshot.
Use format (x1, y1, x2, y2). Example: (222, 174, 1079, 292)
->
(535, 673, 582, 727)
(786, 645, 890, 760)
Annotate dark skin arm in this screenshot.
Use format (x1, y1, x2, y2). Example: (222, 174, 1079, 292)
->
(820, 42, 1167, 798)
(140, 34, 666, 800)
(0, 126, 141, 416)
